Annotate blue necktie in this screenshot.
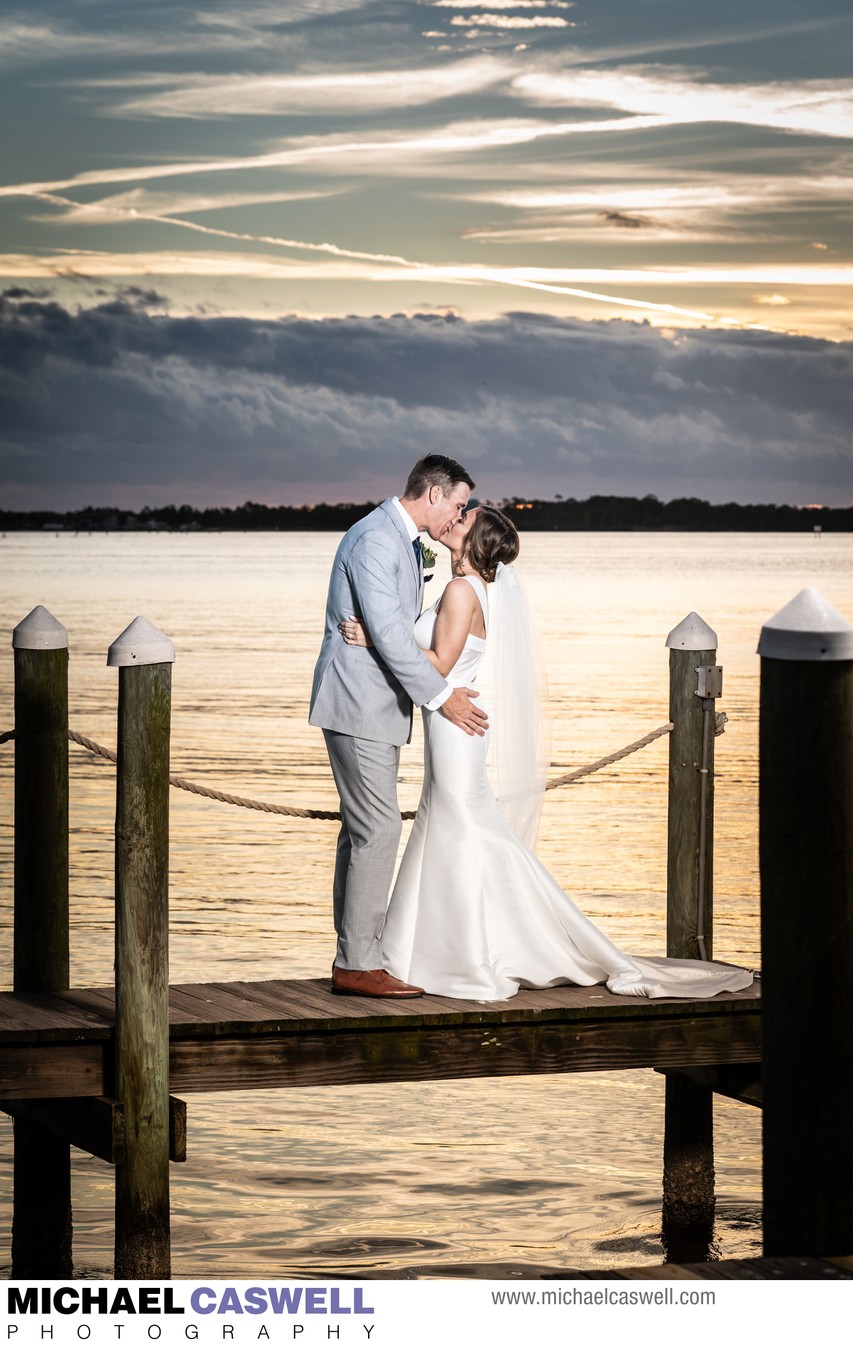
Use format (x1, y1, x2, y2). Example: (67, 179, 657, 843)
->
(412, 538, 421, 570)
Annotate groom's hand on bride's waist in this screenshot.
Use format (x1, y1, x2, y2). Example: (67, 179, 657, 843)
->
(439, 686, 488, 736)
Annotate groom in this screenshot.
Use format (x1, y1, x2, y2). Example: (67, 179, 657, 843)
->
(309, 454, 487, 998)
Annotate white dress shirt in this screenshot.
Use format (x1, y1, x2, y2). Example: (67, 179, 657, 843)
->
(390, 497, 451, 711)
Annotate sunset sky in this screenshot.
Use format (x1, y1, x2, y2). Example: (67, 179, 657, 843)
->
(1, 0, 851, 509)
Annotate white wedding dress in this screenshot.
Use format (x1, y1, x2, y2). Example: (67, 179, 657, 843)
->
(381, 574, 753, 1002)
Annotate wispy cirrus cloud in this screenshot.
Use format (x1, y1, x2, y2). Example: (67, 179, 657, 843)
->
(0, 17, 281, 64)
(7, 158, 852, 335)
(0, 1, 371, 66)
(475, 177, 853, 211)
(31, 187, 340, 225)
(3, 237, 850, 309)
(433, 2, 574, 8)
(94, 57, 512, 119)
(3, 0, 850, 349)
(0, 239, 725, 324)
(0, 113, 677, 204)
(463, 174, 853, 237)
(193, 0, 370, 25)
(449, 15, 573, 29)
(65, 59, 853, 154)
(512, 66, 853, 140)
(25, 192, 418, 267)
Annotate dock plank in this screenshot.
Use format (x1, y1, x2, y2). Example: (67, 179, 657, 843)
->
(59, 988, 116, 1020)
(167, 984, 305, 1034)
(0, 990, 113, 1042)
(683, 1256, 852, 1280)
(0, 976, 761, 1100)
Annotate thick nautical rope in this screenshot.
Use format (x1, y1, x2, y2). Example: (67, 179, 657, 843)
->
(545, 722, 674, 790)
(0, 714, 727, 822)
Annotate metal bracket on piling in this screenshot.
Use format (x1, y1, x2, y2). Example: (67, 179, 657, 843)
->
(695, 665, 723, 701)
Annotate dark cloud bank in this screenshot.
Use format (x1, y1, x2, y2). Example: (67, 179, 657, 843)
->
(1, 292, 851, 509)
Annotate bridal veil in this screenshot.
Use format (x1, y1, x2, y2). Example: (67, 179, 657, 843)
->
(478, 561, 550, 850)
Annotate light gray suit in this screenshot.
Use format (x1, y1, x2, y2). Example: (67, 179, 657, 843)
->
(309, 500, 447, 969)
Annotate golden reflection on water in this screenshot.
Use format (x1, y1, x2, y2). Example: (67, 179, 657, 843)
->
(1, 530, 849, 1276)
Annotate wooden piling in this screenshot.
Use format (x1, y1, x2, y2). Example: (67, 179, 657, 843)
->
(13, 607, 69, 991)
(109, 617, 175, 1279)
(759, 588, 853, 1258)
(661, 1072, 715, 1261)
(661, 613, 720, 1259)
(11, 605, 73, 1277)
(666, 612, 718, 961)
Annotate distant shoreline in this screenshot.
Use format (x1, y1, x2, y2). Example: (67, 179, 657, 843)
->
(2, 496, 851, 533)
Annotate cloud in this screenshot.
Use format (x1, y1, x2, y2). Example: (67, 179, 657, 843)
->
(1, 296, 850, 509)
(33, 187, 340, 226)
(599, 210, 658, 230)
(755, 294, 792, 306)
(1, 116, 658, 202)
(7, 105, 849, 228)
(0, 285, 43, 301)
(193, 0, 370, 25)
(0, 2, 371, 66)
(0, 17, 271, 64)
(459, 172, 853, 247)
(4, 223, 852, 333)
(473, 176, 853, 213)
(512, 66, 853, 140)
(98, 57, 512, 119)
(449, 15, 572, 29)
(38, 50, 849, 260)
(433, 2, 574, 8)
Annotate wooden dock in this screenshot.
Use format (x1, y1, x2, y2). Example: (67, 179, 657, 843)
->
(6, 592, 852, 1277)
(0, 977, 760, 1101)
(381, 1254, 853, 1281)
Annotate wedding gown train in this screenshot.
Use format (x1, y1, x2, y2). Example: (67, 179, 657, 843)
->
(381, 574, 753, 1002)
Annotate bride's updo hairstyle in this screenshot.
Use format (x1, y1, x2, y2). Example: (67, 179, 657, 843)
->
(465, 506, 520, 583)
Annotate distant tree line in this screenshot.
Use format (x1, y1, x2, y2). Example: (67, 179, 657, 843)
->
(1, 495, 850, 533)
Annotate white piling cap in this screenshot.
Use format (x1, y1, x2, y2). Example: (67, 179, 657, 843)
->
(758, 587, 853, 662)
(665, 612, 717, 651)
(12, 605, 68, 650)
(107, 616, 175, 667)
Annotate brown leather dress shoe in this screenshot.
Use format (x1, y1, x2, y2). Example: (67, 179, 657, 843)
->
(331, 967, 424, 998)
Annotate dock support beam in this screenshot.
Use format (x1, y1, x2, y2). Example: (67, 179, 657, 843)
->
(661, 612, 719, 1260)
(110, 617, 175, 1279)
(759, 588, 853, 1258)
(11, 606, 72, 1278)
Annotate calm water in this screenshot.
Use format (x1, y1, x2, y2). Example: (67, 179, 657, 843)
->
(0, 529, 850, 1277)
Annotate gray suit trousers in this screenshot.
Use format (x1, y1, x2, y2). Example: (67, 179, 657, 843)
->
(323, 729, 402, 970)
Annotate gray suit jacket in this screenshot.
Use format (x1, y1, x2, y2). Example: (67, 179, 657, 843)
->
(309, 500, 448, 745)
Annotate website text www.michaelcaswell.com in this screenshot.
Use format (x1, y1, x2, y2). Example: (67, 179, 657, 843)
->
(490, 1286, 715, 1308)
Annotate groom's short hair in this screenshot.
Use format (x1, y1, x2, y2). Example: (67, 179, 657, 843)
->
(402, 454, 475, 500)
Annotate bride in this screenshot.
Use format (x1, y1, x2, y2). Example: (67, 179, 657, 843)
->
(341, 506, 753, 1002)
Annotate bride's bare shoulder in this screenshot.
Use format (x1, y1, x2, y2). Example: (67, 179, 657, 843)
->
(441, 576, 479, 608)
(434, 576, 478, 623)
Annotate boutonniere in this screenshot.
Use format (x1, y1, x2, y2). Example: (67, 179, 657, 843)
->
(420, 541, 436, 569)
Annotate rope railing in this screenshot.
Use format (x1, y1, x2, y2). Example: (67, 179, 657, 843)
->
(0, 713, 727, 822)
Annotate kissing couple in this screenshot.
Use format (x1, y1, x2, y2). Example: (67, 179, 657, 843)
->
(309, 454, 752, 1002)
